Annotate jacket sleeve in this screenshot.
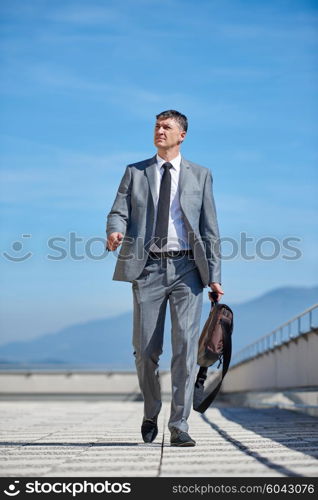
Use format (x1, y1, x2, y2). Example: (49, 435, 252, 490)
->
(199, 169, 221, 284)
(106, 166, 132, 238)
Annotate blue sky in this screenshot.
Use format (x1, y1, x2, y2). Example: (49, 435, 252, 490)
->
(0, 0, 317, 345)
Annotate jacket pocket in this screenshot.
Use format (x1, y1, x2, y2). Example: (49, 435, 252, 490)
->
(183, 190, 201, 195)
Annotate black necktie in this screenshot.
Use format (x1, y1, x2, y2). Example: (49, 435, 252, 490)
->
(154, 162, 172, 249)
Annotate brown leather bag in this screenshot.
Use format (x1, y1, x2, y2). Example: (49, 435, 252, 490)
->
(193, 292, 234, 413)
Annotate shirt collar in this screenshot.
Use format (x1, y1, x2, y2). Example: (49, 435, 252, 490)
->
(156, 153, 181, 172)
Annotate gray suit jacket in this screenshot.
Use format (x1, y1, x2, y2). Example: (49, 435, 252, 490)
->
(106, 155, 221, 287)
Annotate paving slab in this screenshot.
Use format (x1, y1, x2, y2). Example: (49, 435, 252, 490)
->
(0, 400, 317, 477)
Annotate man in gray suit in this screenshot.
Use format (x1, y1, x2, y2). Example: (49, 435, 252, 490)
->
(106, 110, 223, 447)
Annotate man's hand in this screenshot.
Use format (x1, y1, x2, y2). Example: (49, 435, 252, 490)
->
(106, 232, 124, 251)
(208, 282, 224, 302)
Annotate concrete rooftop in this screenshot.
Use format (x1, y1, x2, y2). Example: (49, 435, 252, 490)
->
(1, 400, 318, 477)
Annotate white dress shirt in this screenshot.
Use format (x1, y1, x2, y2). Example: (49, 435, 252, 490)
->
(149, 153, 190, 252)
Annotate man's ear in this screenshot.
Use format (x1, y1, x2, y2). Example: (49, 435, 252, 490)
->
(179, 131, 187, 144)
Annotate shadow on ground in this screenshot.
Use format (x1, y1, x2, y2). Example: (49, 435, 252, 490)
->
(202, 407, 318, 477)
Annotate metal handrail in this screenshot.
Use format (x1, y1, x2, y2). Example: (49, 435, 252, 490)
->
(231, 302, 318, 367)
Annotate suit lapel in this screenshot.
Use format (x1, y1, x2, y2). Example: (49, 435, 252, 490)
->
(179, 156, 191, 196)
(144, 155, 157, 208)
(179, 156, 192, 216)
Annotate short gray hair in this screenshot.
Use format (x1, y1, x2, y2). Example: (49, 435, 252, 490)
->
(156, 110, 188, 132)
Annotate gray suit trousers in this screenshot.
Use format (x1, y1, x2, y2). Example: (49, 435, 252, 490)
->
(132, 253, 204, 432)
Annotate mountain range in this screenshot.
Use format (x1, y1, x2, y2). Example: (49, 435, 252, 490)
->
(0, 285, 317, 370)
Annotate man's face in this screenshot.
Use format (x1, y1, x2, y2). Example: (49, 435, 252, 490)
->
(154, 118, 186, 150)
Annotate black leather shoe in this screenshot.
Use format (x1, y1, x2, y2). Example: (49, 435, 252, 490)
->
(141, 417, 158, 443)
(170, 427, 196, 447)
